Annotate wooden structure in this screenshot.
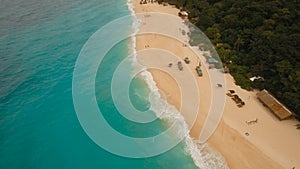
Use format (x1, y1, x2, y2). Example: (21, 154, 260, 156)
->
(178, 11, 188, 19)
(223, 66, 230, 73)
(257, 90, 293, 120)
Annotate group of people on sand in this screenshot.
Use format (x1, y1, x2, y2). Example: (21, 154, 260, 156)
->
(227, 90, 245, 107)
(140, 0, 154, 4)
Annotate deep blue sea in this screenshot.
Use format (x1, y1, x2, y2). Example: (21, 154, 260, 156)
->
(0, 0, 199, 168)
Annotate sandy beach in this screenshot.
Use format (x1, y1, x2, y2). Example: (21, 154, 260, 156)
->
(132, 1, 300, 168)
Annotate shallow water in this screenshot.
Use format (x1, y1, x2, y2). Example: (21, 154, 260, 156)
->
(0, 0, 200, 168)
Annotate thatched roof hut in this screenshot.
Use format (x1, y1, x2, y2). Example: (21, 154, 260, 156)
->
(257, 90, 293, 120)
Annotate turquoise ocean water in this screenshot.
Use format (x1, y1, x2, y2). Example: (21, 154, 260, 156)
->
(0, 0, 201, 168)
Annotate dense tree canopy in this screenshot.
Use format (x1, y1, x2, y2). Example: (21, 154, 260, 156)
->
(158, 0, 300, 116)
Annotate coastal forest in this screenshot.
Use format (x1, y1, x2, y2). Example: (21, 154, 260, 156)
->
(157, 0, 300, 116)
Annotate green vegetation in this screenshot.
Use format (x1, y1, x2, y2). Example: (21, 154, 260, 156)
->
(158, 0, 300, 116)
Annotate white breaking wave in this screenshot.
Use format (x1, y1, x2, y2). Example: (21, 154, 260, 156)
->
(125, 1, 228, 168)
(185, 137, 228, 169)
(126, 0, 140, 63)
(139, 65, 228, 169)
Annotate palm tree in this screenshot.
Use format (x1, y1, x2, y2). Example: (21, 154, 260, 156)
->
(234, 35, 244, 52)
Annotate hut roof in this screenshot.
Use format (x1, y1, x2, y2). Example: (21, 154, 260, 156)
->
(249, 76, 264, 82)
(208, 57, 217, 63)
(257, 90, 293, 120)
(179, 11, 188, 16)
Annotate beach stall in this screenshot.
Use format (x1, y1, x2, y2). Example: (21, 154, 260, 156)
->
(208, 57, 217, 69)
(257, 90, 294, 120)
(249, 76, 264, 82)
(178, 11, 188, 19)
(208, 57, 217, 64)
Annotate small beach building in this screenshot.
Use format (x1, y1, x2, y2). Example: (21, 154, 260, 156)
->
(178, 11, 188, 19)
(208, 57, 217, 64)
(257, 90, 294, 120)
(249, 76, 264, 82)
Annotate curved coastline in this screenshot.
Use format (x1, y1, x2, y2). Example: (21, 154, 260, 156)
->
(128, 0, 300, 169)
(127, 0, 228, 168)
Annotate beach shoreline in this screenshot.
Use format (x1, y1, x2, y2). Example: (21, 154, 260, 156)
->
(131, 0, 300, 168)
